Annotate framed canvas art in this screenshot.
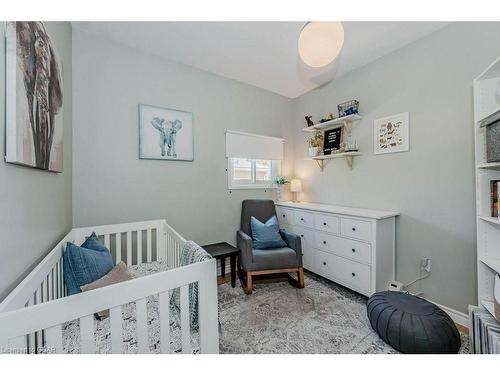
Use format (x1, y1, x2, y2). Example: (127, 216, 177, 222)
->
(5, 22, 64, 172)
(374, 112, 409, 155)
(139, 104, 194, 161)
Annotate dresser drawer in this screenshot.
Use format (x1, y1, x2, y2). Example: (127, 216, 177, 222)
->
(294, 210, 314, 228)
(287, 226, 315, 270)
(276, 207, 294, 226)
(315, 232, 371, 264)
(340, 217, 372, 242)
(314, 213, 340, 234)
(315, 251, 371, 294)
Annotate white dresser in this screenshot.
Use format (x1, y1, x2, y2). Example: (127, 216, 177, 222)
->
(276, 202, 399, 297)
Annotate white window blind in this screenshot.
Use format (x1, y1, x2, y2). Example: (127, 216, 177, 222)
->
(225, 130, 284, 160)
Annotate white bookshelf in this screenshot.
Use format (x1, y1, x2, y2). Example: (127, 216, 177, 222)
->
(474, 56, 500, 322)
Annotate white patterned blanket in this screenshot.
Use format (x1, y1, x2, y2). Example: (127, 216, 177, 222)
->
(54, 260, 200, 354)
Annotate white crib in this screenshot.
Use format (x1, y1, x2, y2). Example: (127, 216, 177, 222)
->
(0, 219, 219, 354)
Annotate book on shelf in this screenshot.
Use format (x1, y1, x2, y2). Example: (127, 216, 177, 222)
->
(469, 305, 500, 354)
(490, 180, 500, 217)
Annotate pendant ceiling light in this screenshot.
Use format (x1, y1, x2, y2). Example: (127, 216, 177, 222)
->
(298, 22, 344, 68)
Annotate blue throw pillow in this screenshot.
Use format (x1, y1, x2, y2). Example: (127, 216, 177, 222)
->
(81, 232, 110, 252)
(63, 233, 114, 295)
(250, 215, 287, 249)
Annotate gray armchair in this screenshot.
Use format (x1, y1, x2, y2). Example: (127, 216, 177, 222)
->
(237, 199, 304, 294)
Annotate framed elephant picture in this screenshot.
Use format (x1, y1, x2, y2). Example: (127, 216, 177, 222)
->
(139, 104, 194, 161)
(5, 22, 64, 172)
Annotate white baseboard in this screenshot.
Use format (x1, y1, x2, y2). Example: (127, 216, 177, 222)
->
(429, 300, 469, 328)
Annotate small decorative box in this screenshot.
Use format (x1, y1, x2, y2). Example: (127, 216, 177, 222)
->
(486, 120, 500, 163)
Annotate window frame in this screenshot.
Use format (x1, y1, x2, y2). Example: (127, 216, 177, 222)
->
(227, 158, 280, 190)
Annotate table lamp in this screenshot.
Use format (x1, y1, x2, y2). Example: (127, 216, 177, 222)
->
(290, 179, 302, 203)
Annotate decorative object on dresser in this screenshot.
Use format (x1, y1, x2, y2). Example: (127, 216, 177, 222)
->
(5, 22, 64, 172)
(139, 104, 194, 161)
(273, 176, 290, 202)
(471, 56, 500, 353)
(237, 200, 304, 294)
(374, 112, 409, 155)
(202, 242, 239, 288)
(290, 179, 302, 203)
(276, 201, 399, 296)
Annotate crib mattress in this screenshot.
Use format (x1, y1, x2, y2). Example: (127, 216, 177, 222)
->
(55, 260, 200, 354)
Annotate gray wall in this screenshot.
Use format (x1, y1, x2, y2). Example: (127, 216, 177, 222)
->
(292, 23, 500, 313)
(0, 22, 72, 301)
(71, 29, 293, 246)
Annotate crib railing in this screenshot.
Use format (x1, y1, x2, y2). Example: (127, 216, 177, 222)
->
(0, 259, 218, 353)
(0, 219, 219, 354)
(0, 233, 71, 315)
(73, 219, 172, 267)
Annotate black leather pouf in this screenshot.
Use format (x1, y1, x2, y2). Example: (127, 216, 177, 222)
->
(367, 291, 461, 354)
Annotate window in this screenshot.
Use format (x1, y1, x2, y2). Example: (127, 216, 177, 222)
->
(228, 158, 280, 189)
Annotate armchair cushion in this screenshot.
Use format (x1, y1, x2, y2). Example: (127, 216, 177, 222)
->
(246, 247, 299, 271)
(250, 215, 286, 249)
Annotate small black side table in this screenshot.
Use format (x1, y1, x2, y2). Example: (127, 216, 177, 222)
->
(202, 242, 239, 288)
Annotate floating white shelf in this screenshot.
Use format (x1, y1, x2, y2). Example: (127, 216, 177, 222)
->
(302, 114, 363, 132)
(480, 256, 500, 274)
(477, 162, 500, 170)
(311, 151, 362, 160)
(479, 216, 500, 225)
(306, 152, 362, 171)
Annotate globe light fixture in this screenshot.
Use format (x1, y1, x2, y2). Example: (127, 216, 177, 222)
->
(298, 22, 344, 68)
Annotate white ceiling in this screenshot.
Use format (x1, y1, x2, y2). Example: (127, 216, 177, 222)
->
(73, 22, 449, 98)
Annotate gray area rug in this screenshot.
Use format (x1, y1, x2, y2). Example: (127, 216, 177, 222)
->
(217, 272, 469, 354)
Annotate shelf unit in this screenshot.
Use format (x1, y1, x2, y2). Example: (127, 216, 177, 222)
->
(304, 114, 363, 171)
(305, 152, 362, 171)
(474, 56, 500, 324)
(302, 114, 363, 133)
(477, 161, 500, 170)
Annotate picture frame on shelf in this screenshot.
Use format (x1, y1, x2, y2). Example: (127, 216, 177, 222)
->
(323, 127, 342, 155)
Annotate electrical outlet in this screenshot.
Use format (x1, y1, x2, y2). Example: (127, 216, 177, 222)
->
(421, 257, 431, 273)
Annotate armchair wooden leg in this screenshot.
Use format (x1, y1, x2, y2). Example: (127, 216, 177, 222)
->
(244, 272, 253, 294)
(297, 267, 305, 289)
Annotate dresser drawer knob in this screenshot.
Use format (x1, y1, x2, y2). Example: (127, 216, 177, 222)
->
(323, 222, 327, 226)
(300, 234, 304, 238)
(352, 248, 356, 252)
(323, 261, 327, 266)
(282, 214, 286, 218)
(352, 227, 356, 232)
(323, 240, 326, 244)
(301, 218, 304, 221)
(352, 272, 356, 277)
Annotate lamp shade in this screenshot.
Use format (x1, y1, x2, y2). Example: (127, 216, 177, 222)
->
(290, 179, 302, 193)
(298, 22, 344, 68)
